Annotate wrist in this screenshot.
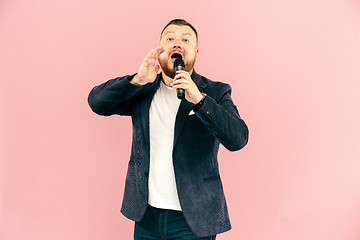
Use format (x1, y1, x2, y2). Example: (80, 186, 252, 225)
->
(130, 74, 144, 86)
(193, 92, 204, 104)
(193, 93, 207, 111)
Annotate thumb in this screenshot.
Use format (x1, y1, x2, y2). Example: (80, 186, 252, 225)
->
(155, 64, 160, 73)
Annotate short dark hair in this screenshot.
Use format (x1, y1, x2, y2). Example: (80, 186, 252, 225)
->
(160, 19, 198, 42)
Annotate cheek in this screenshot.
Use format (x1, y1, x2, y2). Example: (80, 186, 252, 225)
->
(186, 50, 196, 61)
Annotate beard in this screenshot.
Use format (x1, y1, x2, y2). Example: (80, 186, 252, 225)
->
(159, 57, 196, 79)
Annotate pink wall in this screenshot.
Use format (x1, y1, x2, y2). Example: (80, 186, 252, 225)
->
(1, 0, 360, 239)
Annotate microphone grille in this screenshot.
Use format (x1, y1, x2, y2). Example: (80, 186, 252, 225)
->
(173, 58, 185, 68)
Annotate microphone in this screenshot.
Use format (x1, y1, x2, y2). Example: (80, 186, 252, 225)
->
(173, 58, 185, 99)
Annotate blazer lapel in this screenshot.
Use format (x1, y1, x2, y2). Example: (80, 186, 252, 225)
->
(173, 70, 207, 147)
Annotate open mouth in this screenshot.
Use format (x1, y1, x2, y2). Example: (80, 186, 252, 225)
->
(171, 53, 183, 60)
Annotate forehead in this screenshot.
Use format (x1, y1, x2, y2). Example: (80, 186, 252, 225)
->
(161, 25, 196, 39)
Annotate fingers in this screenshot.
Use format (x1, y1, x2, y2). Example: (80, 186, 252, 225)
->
(169, 71, 202, 104)
(146, 46, 164, 62)
(170, 72, 192, 89)
(172, 71, 190, 83)
(137, 46, 164, 84)
(154, 45, 165, 58)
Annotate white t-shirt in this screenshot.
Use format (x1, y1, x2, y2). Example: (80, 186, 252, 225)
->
(148, 80, 182, 211)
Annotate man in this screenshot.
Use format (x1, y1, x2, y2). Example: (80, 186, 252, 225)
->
(88, 19, 249, 240)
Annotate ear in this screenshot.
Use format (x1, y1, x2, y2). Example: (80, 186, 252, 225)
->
(195, 48, 199, 57)
(194, 48, 199, 61)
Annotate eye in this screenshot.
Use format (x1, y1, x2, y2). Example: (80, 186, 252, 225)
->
(167, 38, 174, 41)
(183, 39, 189, 43)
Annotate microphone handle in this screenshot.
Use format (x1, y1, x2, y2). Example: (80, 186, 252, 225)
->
(174, 66, 185, 99)
(177, 88, 185, 99)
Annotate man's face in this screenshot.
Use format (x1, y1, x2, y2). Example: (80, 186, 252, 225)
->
(158, 24, 198, 78)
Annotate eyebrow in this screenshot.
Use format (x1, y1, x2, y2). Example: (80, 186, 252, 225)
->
(164, 31, 193, 37)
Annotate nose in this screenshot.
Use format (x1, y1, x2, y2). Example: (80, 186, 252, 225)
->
(172, 40, 182, 50)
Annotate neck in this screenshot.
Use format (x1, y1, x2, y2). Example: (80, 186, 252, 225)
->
(161, 69, 194, 87)
(161, 73, 173, 86)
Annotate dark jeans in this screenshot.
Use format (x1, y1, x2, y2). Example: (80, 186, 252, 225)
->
(134, 205, 216, 240)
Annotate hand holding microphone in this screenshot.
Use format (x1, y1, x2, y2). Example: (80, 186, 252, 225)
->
(171, 58, 203, 104)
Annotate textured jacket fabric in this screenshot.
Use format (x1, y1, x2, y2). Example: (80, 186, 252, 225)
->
(87, 70, 249, 237)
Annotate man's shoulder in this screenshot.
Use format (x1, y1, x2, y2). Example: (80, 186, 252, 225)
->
(194, 71, 232, 94)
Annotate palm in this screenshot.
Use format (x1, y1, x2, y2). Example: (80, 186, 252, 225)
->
(137, 46, 164, 84)
(138, 59, 158, 82)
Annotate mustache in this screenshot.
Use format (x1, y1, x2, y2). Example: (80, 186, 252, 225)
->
(158, 56, 196, 78)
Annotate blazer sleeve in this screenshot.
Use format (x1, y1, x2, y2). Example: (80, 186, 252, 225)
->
(195, 84, 249, 151)
(88, 74, 143, 116)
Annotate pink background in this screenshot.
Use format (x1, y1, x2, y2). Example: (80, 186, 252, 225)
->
(1, 0, 360, 239)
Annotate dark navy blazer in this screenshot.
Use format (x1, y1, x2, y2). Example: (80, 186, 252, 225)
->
(88, 70, 249, 237)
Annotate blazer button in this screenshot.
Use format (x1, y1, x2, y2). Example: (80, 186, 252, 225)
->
(144, 171, 149, 177)
(207, 111, 215, 120)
